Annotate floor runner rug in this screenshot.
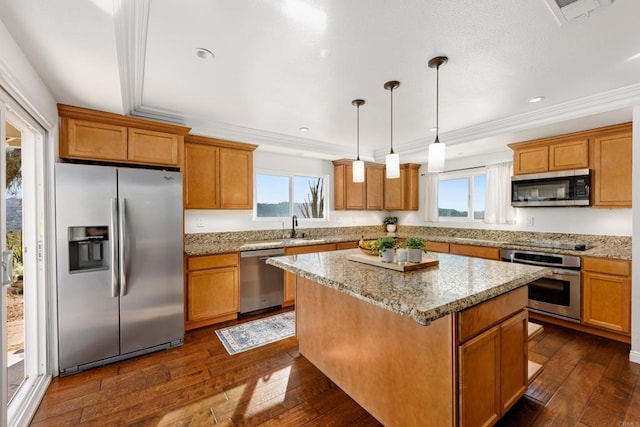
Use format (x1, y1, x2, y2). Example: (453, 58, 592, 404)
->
(215, 311, 295, 355)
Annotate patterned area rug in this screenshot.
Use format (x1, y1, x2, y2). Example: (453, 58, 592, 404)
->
(215, 311, 295, 355)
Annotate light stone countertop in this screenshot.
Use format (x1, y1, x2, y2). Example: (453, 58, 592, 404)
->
(185, 232, 631, 261)
(266, 249, 548, 325)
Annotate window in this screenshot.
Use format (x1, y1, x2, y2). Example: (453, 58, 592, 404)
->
(255, 173, 326, 219)
(438, 169, 486, 221)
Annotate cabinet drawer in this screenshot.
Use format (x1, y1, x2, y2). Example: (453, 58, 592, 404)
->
(458, 286, 527, 343)
(450, 244, 500, 260)
(187, 253, 239, 271)
(336, 241, 358, 250)
(426, 241, 450, 253)
(582, 257, 630, 276)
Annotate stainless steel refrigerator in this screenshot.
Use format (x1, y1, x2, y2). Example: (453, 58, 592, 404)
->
(55, 163, 184, 374)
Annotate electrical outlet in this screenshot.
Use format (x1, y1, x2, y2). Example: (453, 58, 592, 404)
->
(196, 216, 204, 228)
(526, 216, 534, 226)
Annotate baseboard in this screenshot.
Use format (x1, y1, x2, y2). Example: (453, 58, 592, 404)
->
(629, 349, 640, 365)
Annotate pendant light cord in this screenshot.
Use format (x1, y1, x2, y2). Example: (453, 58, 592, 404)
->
(390, 86, 395, 154)
(356, 103, 360, 160)
(435, 63, 440, 143)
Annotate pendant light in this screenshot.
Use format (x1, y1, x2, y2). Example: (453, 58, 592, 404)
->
(384, 80, 400, 179)
(427, 56, 448, 172)
(352, 99, 365, 183)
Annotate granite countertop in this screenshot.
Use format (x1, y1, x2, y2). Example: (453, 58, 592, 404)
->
(185, 232, 631, 261)
(267, 249, 547, 325)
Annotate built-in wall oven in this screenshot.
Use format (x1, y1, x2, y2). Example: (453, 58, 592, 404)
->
(501, 249, 581, 322)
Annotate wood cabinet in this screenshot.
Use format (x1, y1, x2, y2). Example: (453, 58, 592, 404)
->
(383, 163, 420, 210)
(183, 135, 257, 209)
(425, 241, 450, 253)
(450, 243, 501, 260)
(591, 130, 632, 207)
(185, 253, 240, 330)
(582, 256, 631, 335)
(511, 137, 588, 175)
(333, 160, 384, 210)
(457, 287, 528, 427)
(58, 104, 189, 167)
(509, 122, 632, 207)
(283, 243, 337, 307)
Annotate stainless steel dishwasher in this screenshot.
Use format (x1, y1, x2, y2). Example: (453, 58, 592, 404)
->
(239, 248, 285, 314)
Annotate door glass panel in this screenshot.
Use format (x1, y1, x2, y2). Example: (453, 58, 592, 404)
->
(5, 121, 25, 402)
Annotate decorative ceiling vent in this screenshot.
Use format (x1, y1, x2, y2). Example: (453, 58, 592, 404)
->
(544, 0, 613, 24)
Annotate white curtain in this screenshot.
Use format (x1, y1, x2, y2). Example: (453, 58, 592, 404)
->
(484, 162, 516, 224)
(424, 172, 439, 222)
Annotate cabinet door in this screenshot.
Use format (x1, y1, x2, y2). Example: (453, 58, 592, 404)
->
(592, 131, 632, 207)
(334, 163, 346, 210)
(383, 170, 402, 210)
(184, 143, 219, 209)
(403, 164, 419, 210)
(582, 271, 631, 334)
(459, 325, 501, 427)
(366, 164, 384, 210)
(187, 266, 238, 322)
(500, 310, 528, 414)
(219, 147, 253, 209)
(63, 118, 128, 161)
(283, 273, 296, 307)
(128, 128, 179, 166)
(345, 163, 366, 209)
(548, 139, 589, 171)
(513, 145, 549, 175)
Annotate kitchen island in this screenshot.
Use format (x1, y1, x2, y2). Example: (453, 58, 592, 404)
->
(267, 249, 547, 427)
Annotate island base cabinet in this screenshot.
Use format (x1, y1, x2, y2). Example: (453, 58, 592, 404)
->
(296, 276, 454, 427)
(457, 288, 528, 427)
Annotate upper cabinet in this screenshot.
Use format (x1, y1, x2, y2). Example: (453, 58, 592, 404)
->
(511, 137, 588, 175)
(333, 160, 385, 210)
(591, 130, 632, 207)
(384, 163, 420, 211)
(58, 104, 190, 167)
(183, 135, 257, 210)
(509, 122, 632, 208)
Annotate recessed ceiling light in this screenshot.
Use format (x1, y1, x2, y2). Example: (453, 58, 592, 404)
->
(299, 127, 309, 132)
(528, 96, 545, 103)
(195, 48, 214, 60)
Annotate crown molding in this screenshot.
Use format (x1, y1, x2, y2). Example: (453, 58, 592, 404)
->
(374, 83, 640, 160)
(113, 0, 149, 115)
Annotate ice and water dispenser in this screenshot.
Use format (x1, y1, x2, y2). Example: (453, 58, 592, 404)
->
(68, 226, 109, 272)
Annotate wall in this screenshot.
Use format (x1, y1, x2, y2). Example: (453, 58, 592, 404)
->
(185, 148, 632, 237)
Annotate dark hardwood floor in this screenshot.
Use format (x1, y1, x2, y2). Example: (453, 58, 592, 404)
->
(32, 310, 640, 426)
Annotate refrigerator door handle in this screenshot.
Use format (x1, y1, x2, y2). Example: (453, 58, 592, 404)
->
(110, 198, 119, 298)
(118, 197, 128, 296)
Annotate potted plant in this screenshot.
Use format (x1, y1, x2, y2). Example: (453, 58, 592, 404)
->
(376, 237, 396, 262)
(405, 237, 427, 263)
(395, 240, 408, 263)
(383, 216, 398, 233)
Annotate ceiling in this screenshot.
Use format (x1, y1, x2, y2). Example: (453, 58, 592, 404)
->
(1, 0, 639, 165)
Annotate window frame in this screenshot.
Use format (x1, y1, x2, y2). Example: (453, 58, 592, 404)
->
(437, 167, 486, 222)
(253, 170, 329, 221)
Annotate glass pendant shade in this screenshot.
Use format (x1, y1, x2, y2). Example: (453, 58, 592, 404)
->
(428, 141, 446, 172)
(385, 152, 400, 179)
(352, 159, 365, 183)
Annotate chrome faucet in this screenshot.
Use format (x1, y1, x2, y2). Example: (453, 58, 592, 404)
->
(291, 215, 298, 238)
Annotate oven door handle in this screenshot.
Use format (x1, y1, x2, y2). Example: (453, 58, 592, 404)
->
(507, 258, 580, 270)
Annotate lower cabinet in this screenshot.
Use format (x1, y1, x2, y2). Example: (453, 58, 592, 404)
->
(458, 288, 528, 427)
(185, 253, 239, 330)
(450, 243, 501, 260)
(283, 243, 337, 307)
(582, 256, 631, 335)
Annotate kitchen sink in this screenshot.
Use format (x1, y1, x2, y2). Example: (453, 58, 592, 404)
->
(279, 238, 325, 244)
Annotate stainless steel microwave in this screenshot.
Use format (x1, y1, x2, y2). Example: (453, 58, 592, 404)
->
(511, 168, 590, 207)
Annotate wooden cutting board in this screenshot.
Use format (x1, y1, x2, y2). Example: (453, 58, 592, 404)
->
(346, 253, 439, 272)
